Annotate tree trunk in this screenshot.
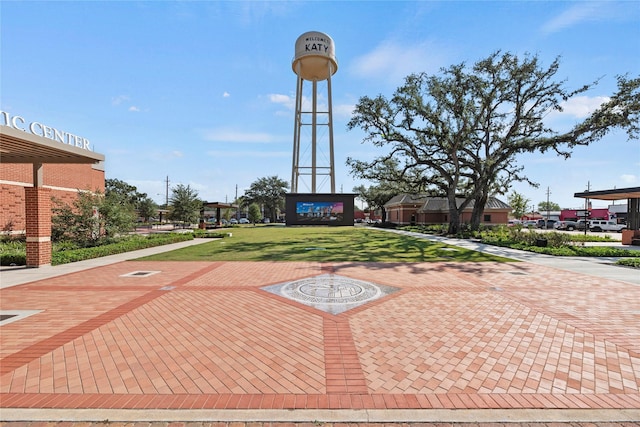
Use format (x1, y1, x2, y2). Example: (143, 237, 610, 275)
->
(470, 192, 489, 231)
(447, 191, 461, 235)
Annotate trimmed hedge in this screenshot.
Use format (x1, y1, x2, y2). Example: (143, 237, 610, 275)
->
(0, 233, 196, 266)
(616, 258, 640, 268)
(0, 240, 27, 266)
(397, 225, 640, 259)
(51, 233, 195, 265)
(485, 241, 640, 257)
(192, 229, 227, 238)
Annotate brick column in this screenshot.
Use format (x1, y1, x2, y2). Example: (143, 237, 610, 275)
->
(25, 186, 52, 267)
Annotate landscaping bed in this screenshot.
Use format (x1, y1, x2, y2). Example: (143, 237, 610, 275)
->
(1, 232, 198, 266)
(398, 224, 640, 268)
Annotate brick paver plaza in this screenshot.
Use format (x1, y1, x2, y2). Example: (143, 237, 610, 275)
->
(1, 256, 639, 422)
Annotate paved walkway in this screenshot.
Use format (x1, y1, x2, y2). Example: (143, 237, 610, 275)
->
(1, 232, 639, 424)
(384, 228, 640, 285)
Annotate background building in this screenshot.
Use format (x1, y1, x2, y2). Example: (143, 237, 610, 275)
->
(384, 194, 511, 226)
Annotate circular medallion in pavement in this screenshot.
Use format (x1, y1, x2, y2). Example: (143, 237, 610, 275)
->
(281, 274, 381, 305)
(262, 274, 400, 315)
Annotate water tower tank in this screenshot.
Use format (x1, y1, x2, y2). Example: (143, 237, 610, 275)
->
(292, 31, 338, 81)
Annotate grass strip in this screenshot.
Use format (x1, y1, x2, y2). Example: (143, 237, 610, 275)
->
(137, 225, 513, 263)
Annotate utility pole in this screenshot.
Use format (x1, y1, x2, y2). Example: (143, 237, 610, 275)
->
(165, 176, 169, 209)
(584, 181, 591, 236)
(546, 186, 551, 228)
(235, 184, 239, 220)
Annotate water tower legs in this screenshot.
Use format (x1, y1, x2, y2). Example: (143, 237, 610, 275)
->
(291, 76, 303, 193)
(290, 70, 336, 194)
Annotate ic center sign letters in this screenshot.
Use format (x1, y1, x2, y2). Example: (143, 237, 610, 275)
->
(1, 111, 93, 151)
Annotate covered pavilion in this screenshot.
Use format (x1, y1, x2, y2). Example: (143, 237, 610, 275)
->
(574, 186, 640, 244)
(0, 125, 105, 266)
(201, 201, 238, 226)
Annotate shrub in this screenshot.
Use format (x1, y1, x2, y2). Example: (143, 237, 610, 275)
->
(51, 190, 136, 247)
(51, 233, 193, 265)
(0, 233, 194, 266)
(192, 229, 226, 238)
(400, 224, 639, 258)
(0, 241, 26, 266)
(616, 258, 640, 268)
(374, 221, 398, 229)
(0, 238, 27, 266)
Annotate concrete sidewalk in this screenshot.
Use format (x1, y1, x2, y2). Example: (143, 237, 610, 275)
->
(384, 228, 640, 285)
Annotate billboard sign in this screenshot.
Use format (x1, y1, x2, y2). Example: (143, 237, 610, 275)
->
(296, 201, 344, 223)
(286, 193, 355, 226)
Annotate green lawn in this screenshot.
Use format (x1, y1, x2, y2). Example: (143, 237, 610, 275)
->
(137, 225, 513, 263)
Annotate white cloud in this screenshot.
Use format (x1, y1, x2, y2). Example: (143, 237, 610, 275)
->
(268, 92, 322, 114)
(111, 95, 129, 106)
(268, 93, 295, 109)
(112, 95, 143, 112)
(268, 93, 354, 119)
(540, 2, 606, 35)
(558, 95, 609, 118)
(349, 39, 448, 84)
(223, 92, 230, 98)
(201, 128, 276, 143)
(545, 95, 609, 124)
(334, 103, 356, 119)
(620, 174, 638, 184)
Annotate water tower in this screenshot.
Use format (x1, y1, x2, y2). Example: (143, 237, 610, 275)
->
(291, 31, 338, 193)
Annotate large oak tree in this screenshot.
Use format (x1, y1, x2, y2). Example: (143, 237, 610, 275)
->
(347, 51, 639, 233)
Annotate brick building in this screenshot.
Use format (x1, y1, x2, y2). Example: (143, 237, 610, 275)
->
(1, 117, 105, 266)
(384, 194, 511, 226)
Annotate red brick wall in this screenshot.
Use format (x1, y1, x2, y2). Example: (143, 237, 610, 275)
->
(385, 206, 421, 225)
(385, 205, 510, 226)
(0, 184, 25, 232)
(1, 163, 104, 233)
(25, 187, 52, 266)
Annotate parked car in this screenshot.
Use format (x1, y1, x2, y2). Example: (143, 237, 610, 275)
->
(536, 219, 557, 229)
(523, 220, 537, 228)
(576, 220, 589, 230)
(589, 220, 625, 232)
(507, 219, 521, 227)
(555, 220, 578, 231)
(229, 218, 238, 224)
(239, 218, 250, 224)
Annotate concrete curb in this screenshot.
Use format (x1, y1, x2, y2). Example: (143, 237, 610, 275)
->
(2, 408, 639, 423)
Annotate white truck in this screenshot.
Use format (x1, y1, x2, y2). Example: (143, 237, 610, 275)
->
(588, 220, 625, 232)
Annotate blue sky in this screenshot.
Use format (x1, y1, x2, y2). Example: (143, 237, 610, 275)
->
(2, 1, 639, 210)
